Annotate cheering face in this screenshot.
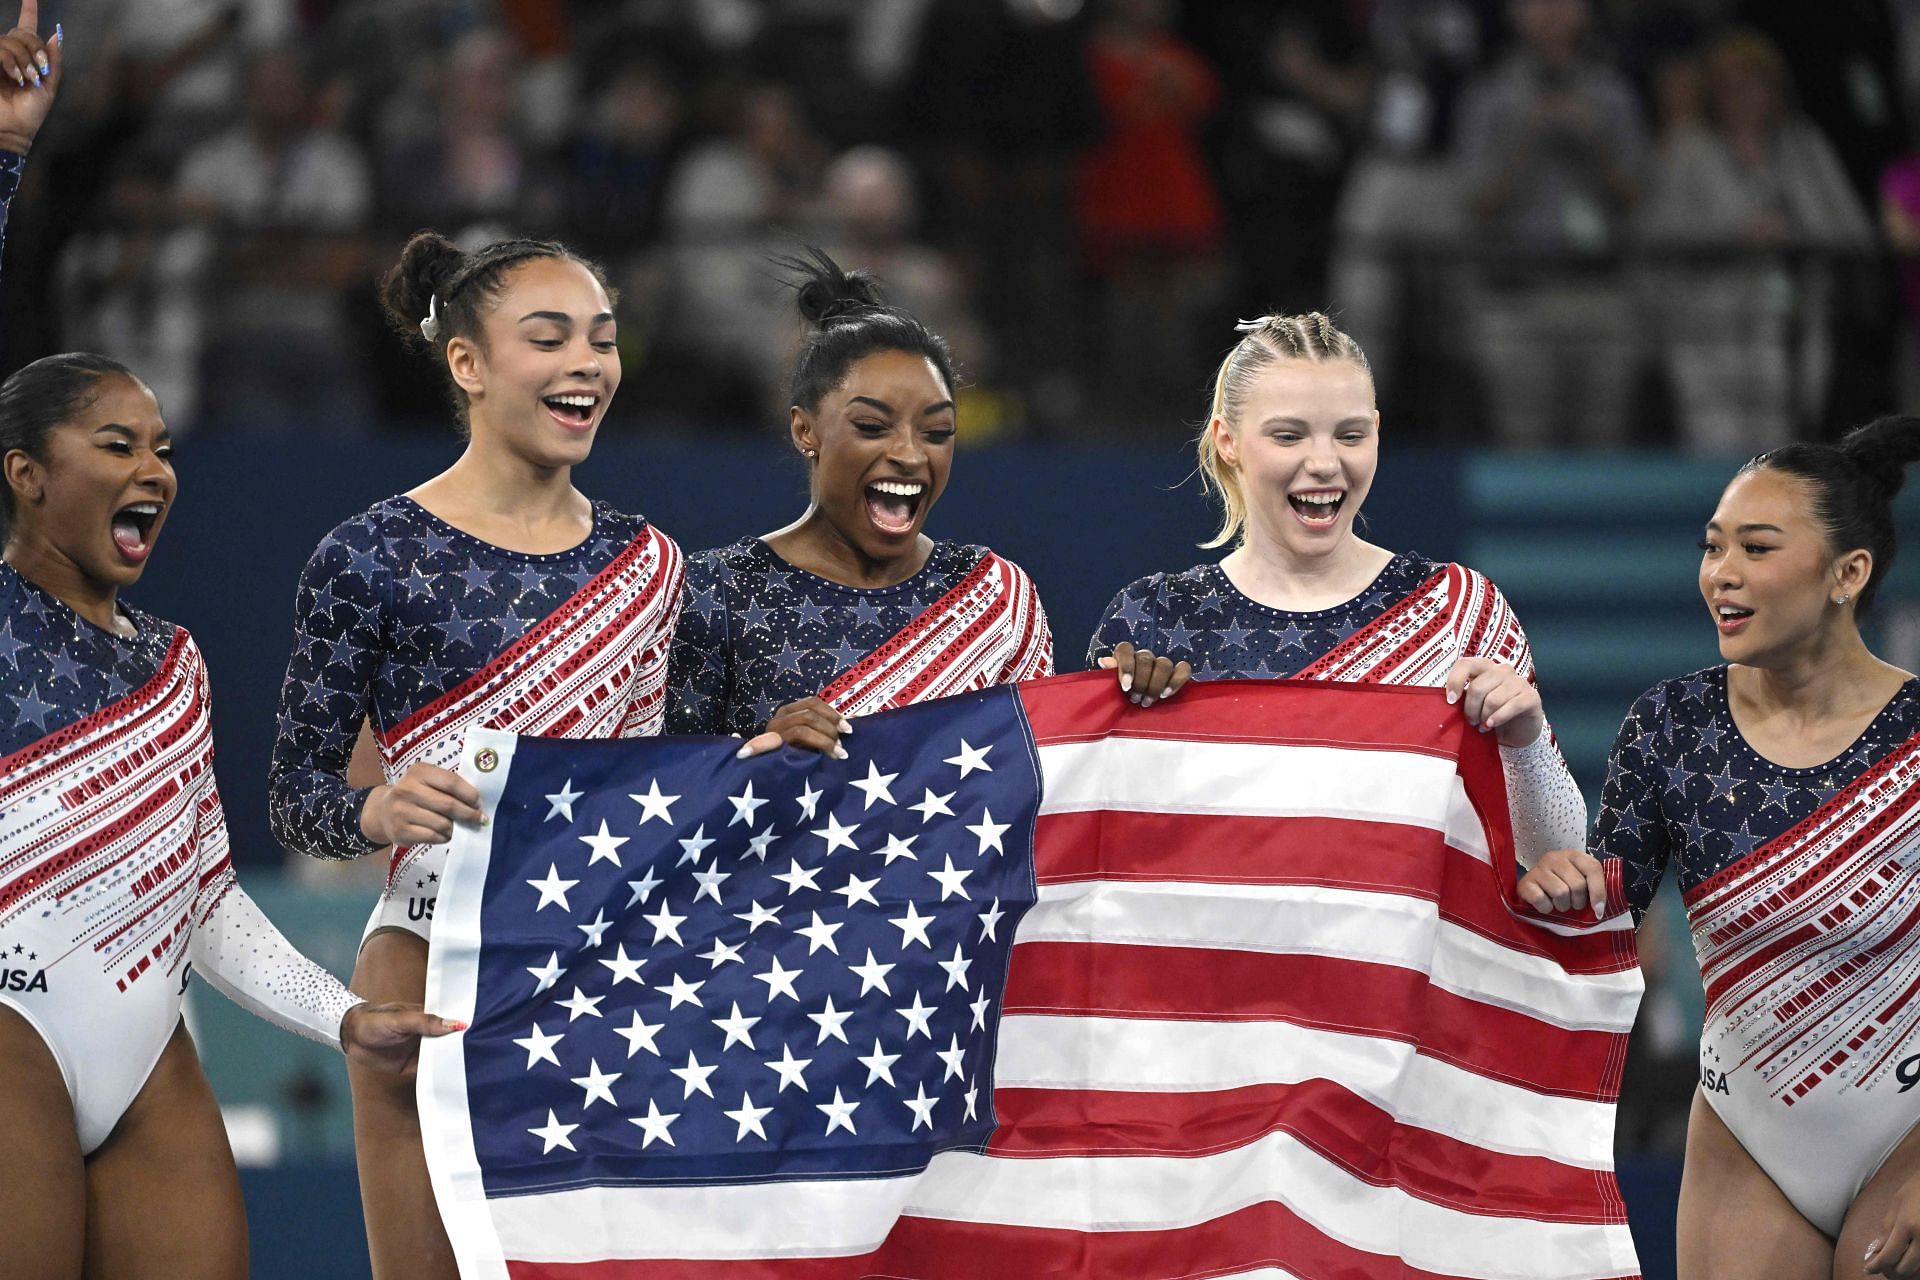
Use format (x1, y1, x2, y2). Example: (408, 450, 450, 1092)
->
(797, 350, 956, 563)
(1216, 358, 1378, 560)
(455, 257, 620, 469)
(10, 374, 175, 589)
(1698, 468, 1857, 665)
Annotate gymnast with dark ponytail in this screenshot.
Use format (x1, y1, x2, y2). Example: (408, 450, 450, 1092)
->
(665, 246, 1052, 754)
(266, 228, 684, 1279)
(1522, 416, 1920, 1279)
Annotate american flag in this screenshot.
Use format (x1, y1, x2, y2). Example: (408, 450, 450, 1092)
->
(421, 673, 1644, 1280)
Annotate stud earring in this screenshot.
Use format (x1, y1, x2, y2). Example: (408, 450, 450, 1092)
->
(1834, 594, 1851, 605)
(803, 448, 818, 460)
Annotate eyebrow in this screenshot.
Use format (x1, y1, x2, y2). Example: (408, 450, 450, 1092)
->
(1258, 416, 1375, 429)
(848, 396, 957, 415)
(1704, 521, 1785, 534)
(94, 423, 170, 441)
(519, 311, 616, 325)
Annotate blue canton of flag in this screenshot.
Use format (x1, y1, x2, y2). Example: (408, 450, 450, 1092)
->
(438, 686, 1040, 1196)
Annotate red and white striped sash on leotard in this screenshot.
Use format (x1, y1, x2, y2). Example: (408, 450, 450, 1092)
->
(1296, 563, 1531, 685)
(1684, 729, 1920, 1106)
(376, 524, 682, 883)
(0, 630, 232, 991)
(819, 551, 1051, 716)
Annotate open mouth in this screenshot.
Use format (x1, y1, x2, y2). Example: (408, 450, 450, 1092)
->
(111, 501, 163, 563)
(1287, 489, 1345, 527)
(864, 479, 926, 536)
(542, 392, 600, 430)
(1715, 604, 1754, 634)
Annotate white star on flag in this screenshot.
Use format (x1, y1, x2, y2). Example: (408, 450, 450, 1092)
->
(849, 760, 899, 809)
(794, 779, 823, 820)
(848, 948, 895, 996)
(676, 824, 716, 867)
(629, 1099, 678, 1147)
(794, 911, 844, 956)
(970, 990, 992, 1030)
(725, 1092, 775, 1141)
(938, 944, 973, 992)
(978, 898, 1006, 942)
(744, 829, 779, 861)
(875, 832, 919, 864)
(571, 1060, 621, 1109)
(671, 1050, 718, 1099)
(727, 780, 769, 828)
(630, 779, 679, 825)
(817, 1087, 860, 1136)
(771, 858, 822, 896)
(513, 1022, 564, 1068)
(858, 1038, 901, 1086)
(910, 787, 955, 822)
(698, 936, 745, 969)
(752, 956, 804, 1003)
(833, 871, 881, 908)
(734, 900, 781, 932)
(944, 739, 993, 777)
(895, 991, 936, 1040)
(936, 1034, 968, 1081)
(624, 864, 663, 907)
(526, 864, 579, 912)
(927, 855, 973, 901)
(529, 1110, 578, 1154)
(765, 1044, 812, 1092)
(642, 901, 687, 945)
(598, 944, 645, 986)
(558, 986, 605, 1021)
(613, 1010, 664, 1058)
(904, 1082, 939, 1131)
(967, 809, 1010, 856)
(810, 812, 861, 854)
(526, 952, 564, 995)
(890, 899, 935, 949)
(579, 820, 628, 866)
(808, 995, 854, 1045)
(691, 864, 731, 904)
(543, 777, 584, 822)
(712, 1002, 762, 1051)
(576, 909, 613, 948)
(655, 973, 705, 1009)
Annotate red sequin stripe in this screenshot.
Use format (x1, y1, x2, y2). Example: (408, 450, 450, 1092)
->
(818, 551, 1006, 711)
(1682, 727, 1920, 914)
(379, 526, 671, 753)
(1295, 567, 1451, 683)
(0, 627, 192, 801)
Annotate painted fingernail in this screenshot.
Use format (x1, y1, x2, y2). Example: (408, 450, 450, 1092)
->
(1445, 689, 1459, 704)
(1866, 1241, 1880, 1262)
(735, 744, 752, 759)
(447, 1020, 469, 1032)
(838, 720, 852, 735)
(54, 24, 62, 44)
(478, 814, 489, 826)
(833, 745, 849, 760)
(1119, 671, 1133, 692)
(34, 50, 48, 72)
(1141, 696, 1155, 708)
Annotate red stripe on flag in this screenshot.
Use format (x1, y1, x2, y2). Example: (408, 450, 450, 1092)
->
(1001, 941, 1625, 1100)
(499, 1196, 1631, 1280)
(987, 1079, 1626, 1224)
(1033, 810, 1636, 975)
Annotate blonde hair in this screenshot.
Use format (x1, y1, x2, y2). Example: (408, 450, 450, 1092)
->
(1197, 312, 1372, 548)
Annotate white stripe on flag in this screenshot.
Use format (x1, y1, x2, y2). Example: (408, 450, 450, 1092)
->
(993, 1013, 1618, 1169)
(1035, 739, 1493, 862)
(1018, 880, 1644, 1031)
(484, 1133, 1637, 1279)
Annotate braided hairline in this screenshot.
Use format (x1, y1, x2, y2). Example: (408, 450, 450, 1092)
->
(441, 239, 565, 305)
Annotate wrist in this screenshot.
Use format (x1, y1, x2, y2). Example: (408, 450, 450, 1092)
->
(338, 999, 368, 1048)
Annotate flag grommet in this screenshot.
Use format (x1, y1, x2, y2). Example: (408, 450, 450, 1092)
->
(474, 748, 500, 773)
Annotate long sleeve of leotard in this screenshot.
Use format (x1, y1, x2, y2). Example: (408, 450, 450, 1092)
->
(1588, 684, 1676, 923)
(0, 151, 22, 275)
(665, 551, 737, 735)
(1085, 577, 1163, 668)
(267, 525, 388, 860)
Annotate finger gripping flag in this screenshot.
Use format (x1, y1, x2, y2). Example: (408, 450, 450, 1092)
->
(422, 673, 1643, 1279)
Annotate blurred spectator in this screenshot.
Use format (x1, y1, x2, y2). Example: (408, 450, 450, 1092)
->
(378, 28, 527, 233)
(1638, 29, 1873, 454)
(562, 62, 683, 258)
(1075, 0, 1228, 424)
(1457, 0, 1648, 447)
(173, 45, 375, 432)
(816, 145, 991, 392)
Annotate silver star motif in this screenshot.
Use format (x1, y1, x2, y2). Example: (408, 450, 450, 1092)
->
(938, 944, 973, 991)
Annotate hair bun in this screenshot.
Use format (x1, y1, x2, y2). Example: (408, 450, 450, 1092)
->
(380, 230, 469, 340)
(778, 246, 886, 329)
(1840, 415, 1920, 501)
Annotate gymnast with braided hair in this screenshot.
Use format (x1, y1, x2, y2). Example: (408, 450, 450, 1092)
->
(267, 229, 684, 1278)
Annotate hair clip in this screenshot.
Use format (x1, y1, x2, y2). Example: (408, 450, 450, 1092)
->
(420, 295, 443, 344)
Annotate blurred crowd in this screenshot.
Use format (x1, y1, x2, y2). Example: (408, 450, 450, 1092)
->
(3, 0, 1917, 449)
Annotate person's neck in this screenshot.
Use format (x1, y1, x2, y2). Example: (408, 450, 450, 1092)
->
(4, 537, 122, 633)
(1738, 624, 1901, 722)
(410, 437, 585, 543)
(767, 507, 929, 589)
(1221, 524, 1390, 611)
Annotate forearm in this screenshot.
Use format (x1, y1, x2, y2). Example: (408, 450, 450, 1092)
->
(1500, 725, 1587, 869)
(191, 883, 363, 1050)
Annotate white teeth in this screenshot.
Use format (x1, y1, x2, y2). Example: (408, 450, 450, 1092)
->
(1717, 606, 1751, 617)
(1291, 492, 1342, 506)
(870, 481, 924, 497)
(548, 394, 597, 407)
(123, 503, 161, 515)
